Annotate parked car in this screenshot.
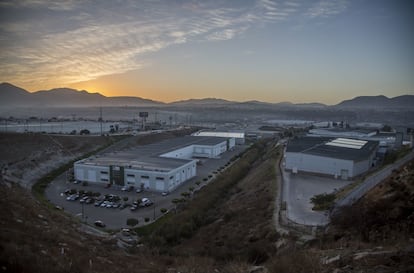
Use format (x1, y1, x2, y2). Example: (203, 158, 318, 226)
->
(130, 205, 138, 211)
(136, 188, 143, 193)
(140, 198, 153, 207)
(94, 220, 105, 227)
(66, 194, 79, 201)
(94, 200, 103, 206)
(122, 186, 133, 191)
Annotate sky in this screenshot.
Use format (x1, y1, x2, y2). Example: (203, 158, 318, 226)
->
(0, 0, 413, 104)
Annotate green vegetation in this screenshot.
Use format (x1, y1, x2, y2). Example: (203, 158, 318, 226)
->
(310, 193, 336, 211)
(32, 136, 125, 204)
(126, 218, 139, 227)
(383, 146, 411, 165)
(136, 141, 266, 248)
(181, 191, 190, 198)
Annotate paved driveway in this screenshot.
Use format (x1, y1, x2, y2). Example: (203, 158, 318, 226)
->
(282, 168, 351, 226)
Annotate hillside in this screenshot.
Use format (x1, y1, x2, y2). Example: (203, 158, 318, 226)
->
(336, 95, 414, 109)
(4, 82, 412, 110)
(321, 157, 414, 272)
(0, 83, 162, 107)
(1, 131, 413, 272)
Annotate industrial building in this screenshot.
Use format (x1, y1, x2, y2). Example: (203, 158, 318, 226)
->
(74, 136, 235, 192)
(284, 137, 379, 179)
(192, 131, 245, 144)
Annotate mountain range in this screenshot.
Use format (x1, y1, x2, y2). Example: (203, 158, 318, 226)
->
(1, 82, 413, 109)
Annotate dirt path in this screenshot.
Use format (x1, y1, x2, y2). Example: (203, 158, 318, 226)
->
(272, 143, 289, 236)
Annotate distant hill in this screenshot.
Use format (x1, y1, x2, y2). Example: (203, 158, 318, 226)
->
(335, 95, 414, 109)
(0, 83, 163, 107)
(169, 98, 235, 107)
(1, 82, 412, 110)
(0, 82, 32, 106)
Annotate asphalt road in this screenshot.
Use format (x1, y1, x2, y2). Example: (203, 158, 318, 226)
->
(45, 144, 248, 230)
(333, 150, 414, 213)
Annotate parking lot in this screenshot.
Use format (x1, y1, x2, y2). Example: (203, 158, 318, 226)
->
(46, 144, 248, 229)
(282, 167, 352, 226)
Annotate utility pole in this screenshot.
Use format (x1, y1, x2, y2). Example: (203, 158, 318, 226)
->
(99, 107, 103, 136)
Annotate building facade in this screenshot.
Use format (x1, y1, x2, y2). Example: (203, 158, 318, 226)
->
(74, 136, 235, 192)
(285, 137, 379, 179)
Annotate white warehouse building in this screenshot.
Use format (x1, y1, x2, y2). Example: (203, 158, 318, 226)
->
(74, 136, 235, 192)
(284, 137, 379, 179)
(192, 131, 245, 144)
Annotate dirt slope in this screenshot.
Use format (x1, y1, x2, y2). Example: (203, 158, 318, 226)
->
(0, 133, 115, 188)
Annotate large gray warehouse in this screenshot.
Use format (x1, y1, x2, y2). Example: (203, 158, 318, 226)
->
(284, 137, 379, 179)
(74, 136, 235, 192)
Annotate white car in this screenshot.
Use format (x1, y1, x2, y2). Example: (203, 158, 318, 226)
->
(140, 198, 153, 207)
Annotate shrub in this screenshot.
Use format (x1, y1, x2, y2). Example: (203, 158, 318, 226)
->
(310, 193, 336, 210)
(123, 196, 128, 202)
(181, 192, 190, 198)
(126, 218, 139, 227)
(144, 217, 150, 222)
(160, 208, 167, 213)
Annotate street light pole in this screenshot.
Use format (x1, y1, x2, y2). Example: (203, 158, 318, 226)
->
(81, 202, 84, 222)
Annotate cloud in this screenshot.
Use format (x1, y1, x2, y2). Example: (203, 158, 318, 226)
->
(207, 27, 248, 41)
(306, 0, 348, 18)
(0, 0, 78, 11)
(0, 0, 300, 89)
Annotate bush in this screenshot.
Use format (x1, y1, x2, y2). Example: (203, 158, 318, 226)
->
(310, 193, 336, 210)
(181, 192, 190, 198)
(123, 196, 128, 202)
(195, 181, 201, 186)
(160, 208, 167, 213)
(126, 218, 139, 227)
(144, 217, 150, 222)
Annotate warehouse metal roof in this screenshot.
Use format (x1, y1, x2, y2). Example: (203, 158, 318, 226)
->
(193, 131, 245, 138)
(286, 137, 379, 161)
(75, 136, 229, 172)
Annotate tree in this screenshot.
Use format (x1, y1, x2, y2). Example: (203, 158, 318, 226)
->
(310, 193, 336, 211)
(80, 129, 90, 135)
(126, 218, 139, 227)
(381, 125, 392, 132)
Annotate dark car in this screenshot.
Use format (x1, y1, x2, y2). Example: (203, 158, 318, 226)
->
(94, 220, 106, 228)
